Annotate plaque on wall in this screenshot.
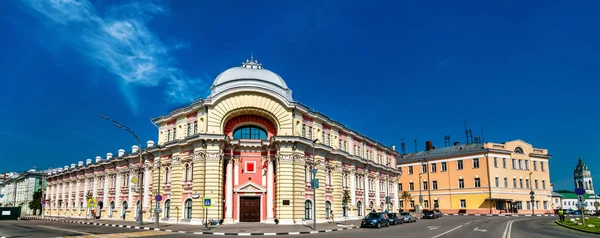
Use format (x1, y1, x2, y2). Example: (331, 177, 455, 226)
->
(283, 200, 290, 205)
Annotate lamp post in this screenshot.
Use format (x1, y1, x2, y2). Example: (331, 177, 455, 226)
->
(311, 138, 319, 231)
(529, 172, 534, 216)
(100, 114, 145, 226)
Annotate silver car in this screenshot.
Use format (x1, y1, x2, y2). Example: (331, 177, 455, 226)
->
(400, 212, 417, 223)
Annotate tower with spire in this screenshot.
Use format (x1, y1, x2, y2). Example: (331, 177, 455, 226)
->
(574, 156, 595, 195)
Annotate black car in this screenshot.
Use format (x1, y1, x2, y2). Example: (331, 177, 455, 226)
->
(386, 213, 403, 225)
(422, 210, 439, 219)
(361, 212, 390, 228)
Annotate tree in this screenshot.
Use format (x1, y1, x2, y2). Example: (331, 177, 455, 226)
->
(342, 190, 351, 216)
(400, 191, 412, 211)
(29, 189, 42, 215)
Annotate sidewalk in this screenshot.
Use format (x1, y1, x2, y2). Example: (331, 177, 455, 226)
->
(21, 216, 359, 235)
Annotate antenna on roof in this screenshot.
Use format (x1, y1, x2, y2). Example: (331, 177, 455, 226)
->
(400, 138, 406, 154)
(464, 121, 473, 144)
(480, 126, 485, 144)
(414, 139, 417, 152)
(250, 52, 254, 61)
(444, 135, 451, 147)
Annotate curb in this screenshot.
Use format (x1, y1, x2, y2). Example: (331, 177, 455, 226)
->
(444, 213, 556, 217)
(21, 216, 356, 236)
(554, 220, 600, 234)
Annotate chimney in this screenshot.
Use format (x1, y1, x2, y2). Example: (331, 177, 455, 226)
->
(425, 141, 433, 151)
(106, 153, 113, 160)
(118, 149, 125, 157)
(86, 159, 92, 165)
(147, 140, 155, 148)
(392, 145, 396, 151)
(95, 156, 102, 163)
(71, 164, 76, 169)
(454, 142, 460, 146)
(78, 161, 83, 167)
(63, 165, 69, 171)
(58, 168, 63, 173)
(132, 145, 139, 154)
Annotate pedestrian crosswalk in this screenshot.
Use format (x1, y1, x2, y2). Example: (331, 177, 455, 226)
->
(62, 230, 168, 238)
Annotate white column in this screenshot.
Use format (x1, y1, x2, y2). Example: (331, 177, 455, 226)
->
(115, 173, 122, 210)
(143, 167, 149, 208)
(350, 171, 356, 204)
(75, 180, 80, 215)
(92, 176, 97, 200)
(68, 182, 73, 212)
(128, 171, 134, 216)
(364, 169, 369, 212)
(234, 159, 239, 186)
(103, 176, 109, 213)
(224, 159, 234, 223)
(375, 176, 381, 208)
(393, 177, 399, 212)
(266, 158, 275, 223)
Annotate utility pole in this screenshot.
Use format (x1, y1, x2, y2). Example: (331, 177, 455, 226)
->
(100, 114, 145, 226)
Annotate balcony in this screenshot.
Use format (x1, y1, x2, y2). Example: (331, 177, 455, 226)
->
(120, 187, 129, 194)
(96, 189, 104, 196)
(109, 187, 116, 194)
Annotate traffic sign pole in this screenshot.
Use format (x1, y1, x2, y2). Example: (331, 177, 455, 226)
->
(575, 188, 586, 225)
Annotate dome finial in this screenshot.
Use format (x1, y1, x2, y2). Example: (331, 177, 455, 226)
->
(251, 52, 254, 61)
(242, 55, 263, 69)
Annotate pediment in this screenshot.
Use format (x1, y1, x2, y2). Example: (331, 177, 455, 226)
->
(234, 181, 266, 193)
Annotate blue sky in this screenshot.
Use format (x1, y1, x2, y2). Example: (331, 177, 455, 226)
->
(1, 0, 598, 191)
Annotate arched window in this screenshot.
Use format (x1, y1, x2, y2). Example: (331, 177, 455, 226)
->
(514, 147, 524, 154)
(122, 201, 128, 212)
(110, 201, 115, 216)
(164, 199, 171, 218)
(184, 199, 192, 219)
(357, 201, 363, 216)
(164, 167, 170, 183)
(184, 164, 190, 181)
(325, 201, 332, 219)
(233, 126, 267, 140)
(578, 180, 584, 189)
(305, 200, 312, 220)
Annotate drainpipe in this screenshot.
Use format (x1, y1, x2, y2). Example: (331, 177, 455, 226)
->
(485, 152, 492, 214)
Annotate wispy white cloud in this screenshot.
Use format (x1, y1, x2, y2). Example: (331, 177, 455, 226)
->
(20, 0, 205, 111)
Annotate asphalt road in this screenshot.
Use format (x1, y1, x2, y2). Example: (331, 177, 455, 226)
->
(0, 216, 596, 238)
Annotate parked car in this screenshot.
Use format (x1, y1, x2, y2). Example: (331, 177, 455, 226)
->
(434, 210, 443, 217)
(400, 212, 417, 223)
(422, 210, 439, 219)
(386, 213, 402, 225)
(361, 212, 390, 228)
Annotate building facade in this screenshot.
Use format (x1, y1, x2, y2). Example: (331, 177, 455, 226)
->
(0, 170, 45, 215)
(397, 140, 553, 214)
(44, 59, 401, 224)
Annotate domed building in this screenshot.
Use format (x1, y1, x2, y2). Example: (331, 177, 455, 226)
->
(44, 59, 401, 225)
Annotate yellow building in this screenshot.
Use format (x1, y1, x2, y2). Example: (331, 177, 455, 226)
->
(44, 58, 400, 224)
(396, 140, 552, 215)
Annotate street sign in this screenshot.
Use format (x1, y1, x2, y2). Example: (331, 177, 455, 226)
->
(575, 188, 586, 196)
(87, 198, 96, 208)
(311, 179, 319, 189)
(578, 195, 585, 203)
(312, 169, 318, 177)
(155, 195, 162, 202)
(203, 198, 212, 208)
(131, 176, 138, 184)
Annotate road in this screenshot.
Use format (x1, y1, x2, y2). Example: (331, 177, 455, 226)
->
(0, 216, 595, 237)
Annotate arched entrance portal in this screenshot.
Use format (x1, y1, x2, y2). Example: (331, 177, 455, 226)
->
(223, 113, 278, 223)
(325, 201, 332, 219)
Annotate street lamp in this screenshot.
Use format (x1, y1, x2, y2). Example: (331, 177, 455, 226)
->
(311, 138, 319, 231)
(529, 172, 534, 216)
(100, 114, 145, 226)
